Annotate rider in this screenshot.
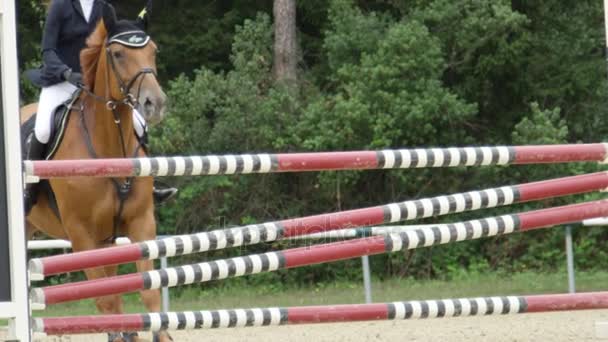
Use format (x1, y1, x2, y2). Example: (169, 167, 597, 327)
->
(24, 0, 177, 214)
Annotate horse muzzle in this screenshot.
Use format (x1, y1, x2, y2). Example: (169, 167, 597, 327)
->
(138, 90, 167, 126)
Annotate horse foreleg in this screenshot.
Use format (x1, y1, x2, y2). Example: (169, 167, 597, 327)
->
(68, 234, 125, 315)
(92, 264, 135, 342)
(128, 212, 173, 342)
(88, 264, 124, 315)
(136, 260, 173, 342)
(136, 260, 163, 312)
(127, 212, 162, 313)
(74, 239, 131, 342)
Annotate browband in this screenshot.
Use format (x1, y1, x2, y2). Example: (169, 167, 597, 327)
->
(108, 30, 150, 48)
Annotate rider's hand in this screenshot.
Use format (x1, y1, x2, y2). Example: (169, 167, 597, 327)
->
(62, 69, 83, 85)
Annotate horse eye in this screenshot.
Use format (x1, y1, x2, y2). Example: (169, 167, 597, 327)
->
(113, 50, 124, 59)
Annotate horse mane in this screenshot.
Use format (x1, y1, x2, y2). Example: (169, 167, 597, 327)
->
(80, 20, 107, 90)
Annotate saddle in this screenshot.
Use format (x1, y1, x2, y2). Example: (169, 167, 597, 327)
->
(21, 90, 81, 221)
(21, 90, 81, 161)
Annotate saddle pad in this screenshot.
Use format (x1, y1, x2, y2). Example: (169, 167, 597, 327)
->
(45, 90, 81, 160)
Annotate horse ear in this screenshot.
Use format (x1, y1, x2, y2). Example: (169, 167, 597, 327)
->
(135, 0, 153, 30)
(135, 17, 147, 31)
(102, 2, 118, 35)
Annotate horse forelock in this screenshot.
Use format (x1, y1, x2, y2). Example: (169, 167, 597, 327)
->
(80, 20, 107, 90)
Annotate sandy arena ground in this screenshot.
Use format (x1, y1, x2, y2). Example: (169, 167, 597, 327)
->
(2, 309, 608, 341)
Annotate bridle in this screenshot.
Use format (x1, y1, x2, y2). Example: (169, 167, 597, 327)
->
(79, 32, 158, 116)
(105, 43, 157, 111)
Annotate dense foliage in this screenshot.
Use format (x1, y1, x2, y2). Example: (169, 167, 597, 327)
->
(19, 0, 608, 286)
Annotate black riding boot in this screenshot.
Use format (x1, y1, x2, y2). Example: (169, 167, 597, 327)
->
(24, 135, 47, 215)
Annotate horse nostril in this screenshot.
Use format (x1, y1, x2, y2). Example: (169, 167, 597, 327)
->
(144, 98, 154, 114)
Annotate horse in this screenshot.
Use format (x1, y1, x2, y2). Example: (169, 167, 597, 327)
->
(20, 6, 172, 342)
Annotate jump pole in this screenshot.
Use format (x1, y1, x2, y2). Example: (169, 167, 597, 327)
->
(293, 225, 441, 239)
(30, 199, 608, 306)
(23, 143, 608, 179)
(33, 291, 608, 335)
(29, 171, 608, 279)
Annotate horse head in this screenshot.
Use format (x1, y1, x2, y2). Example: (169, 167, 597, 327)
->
(88, 3, 167, 126)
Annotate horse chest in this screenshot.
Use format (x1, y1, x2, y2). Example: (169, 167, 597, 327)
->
(51, 179, 122, 210)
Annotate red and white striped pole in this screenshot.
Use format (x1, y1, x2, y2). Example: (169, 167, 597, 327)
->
(33, 291, 608, 335)
(29, 171, 608, 280)
(23, 143, 608, 179)
(29, 171, 608, 279)
(30, 199, 608, 306)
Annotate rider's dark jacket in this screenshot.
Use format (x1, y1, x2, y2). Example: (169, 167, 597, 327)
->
(40, 0, 103, 86)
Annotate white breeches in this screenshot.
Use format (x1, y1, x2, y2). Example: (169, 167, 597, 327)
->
(35, 81, 147, 143)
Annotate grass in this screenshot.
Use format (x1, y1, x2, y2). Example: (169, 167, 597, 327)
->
(29, 270, 608, 317)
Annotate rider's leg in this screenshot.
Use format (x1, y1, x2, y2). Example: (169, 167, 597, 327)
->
(25, 82, 76, 215)
(132, 109, 178, 205)
(35, 82, 76, 143)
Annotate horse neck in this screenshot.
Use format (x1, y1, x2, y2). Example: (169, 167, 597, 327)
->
(86, 52, 137, 158)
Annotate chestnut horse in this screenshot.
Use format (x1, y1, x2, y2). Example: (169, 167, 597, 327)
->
(20, 9, 171, 342)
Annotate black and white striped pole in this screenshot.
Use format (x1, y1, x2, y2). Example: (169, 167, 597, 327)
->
(30, 200, 608, 306)
(32, 292, 608, 335)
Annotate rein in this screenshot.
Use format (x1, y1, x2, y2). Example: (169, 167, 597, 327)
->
(76, 37, 156, 243)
